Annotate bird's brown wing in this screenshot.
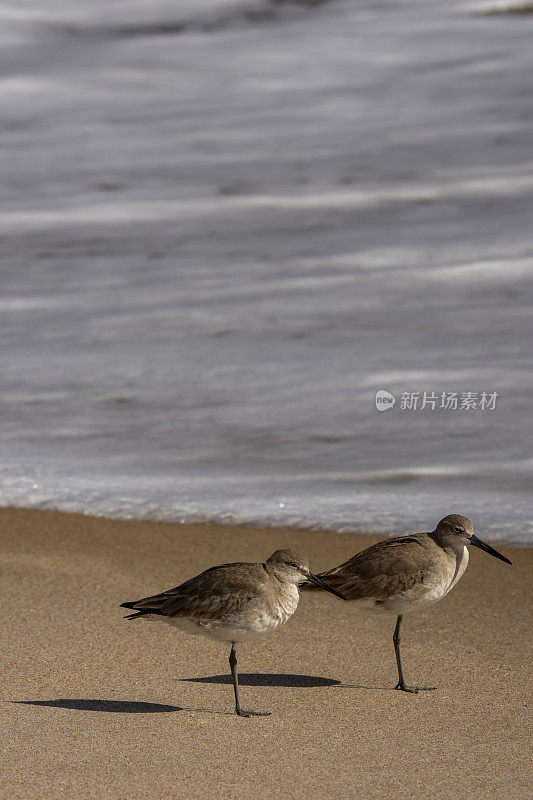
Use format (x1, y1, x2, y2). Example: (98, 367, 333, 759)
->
(316, 536, 440, 601)
(122, 562, 269, 620)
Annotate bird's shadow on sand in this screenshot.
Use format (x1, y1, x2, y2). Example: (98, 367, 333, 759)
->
(12, 675, 343, 716)
(12, 699, 183, 713)
(11, 699, 249, 716)
(180, 673, 341, 687)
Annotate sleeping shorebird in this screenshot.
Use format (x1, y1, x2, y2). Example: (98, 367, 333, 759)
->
(306, 514, 511, 693)
(121, 548, 345, 717)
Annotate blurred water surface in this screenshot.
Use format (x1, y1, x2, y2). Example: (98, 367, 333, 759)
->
(1, 0, 532, 542)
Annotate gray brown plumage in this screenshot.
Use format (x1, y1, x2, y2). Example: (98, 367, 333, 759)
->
(122, 562, 283, 623)
(121, 548, 345, 716)
(317, 534, 445, 603)
(305, 514, 511, 692)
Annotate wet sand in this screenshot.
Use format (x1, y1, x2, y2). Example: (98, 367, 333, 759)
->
(0, 507, 530, 799)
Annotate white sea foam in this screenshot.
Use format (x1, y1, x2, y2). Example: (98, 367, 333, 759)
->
(0, 0, 532, 544)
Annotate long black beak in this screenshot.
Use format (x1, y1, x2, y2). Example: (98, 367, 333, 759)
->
(305, 572, 347, 600)
(469, 534, 512, 565)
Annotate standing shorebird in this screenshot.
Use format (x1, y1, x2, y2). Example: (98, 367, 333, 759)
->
(306, 514, 511, 693)
(121, 548, 345, 717)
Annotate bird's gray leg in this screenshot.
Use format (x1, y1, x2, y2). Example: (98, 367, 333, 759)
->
(229, 643, 270, 717)
(393, 615, 436, 693)
(393, 615, 414, 692)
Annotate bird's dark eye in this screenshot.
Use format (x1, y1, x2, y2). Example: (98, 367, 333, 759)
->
(453, 525, 463, 533)
(290, 562, 299, 568)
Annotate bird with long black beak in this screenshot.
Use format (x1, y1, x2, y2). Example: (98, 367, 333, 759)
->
(303, 514, 511, 692)
(121, 548, 346, 716)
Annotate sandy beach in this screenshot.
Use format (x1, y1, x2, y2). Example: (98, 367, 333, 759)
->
(0, 506, 530, 799)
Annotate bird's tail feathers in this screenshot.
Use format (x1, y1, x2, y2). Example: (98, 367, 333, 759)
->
(120, 601, 153, 620)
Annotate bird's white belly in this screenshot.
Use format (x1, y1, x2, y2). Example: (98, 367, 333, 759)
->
(351, 587, 449, 617)
(377, 584, 450, 615)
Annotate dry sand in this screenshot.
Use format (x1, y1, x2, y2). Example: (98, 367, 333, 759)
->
(0, 507, 530, 800)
